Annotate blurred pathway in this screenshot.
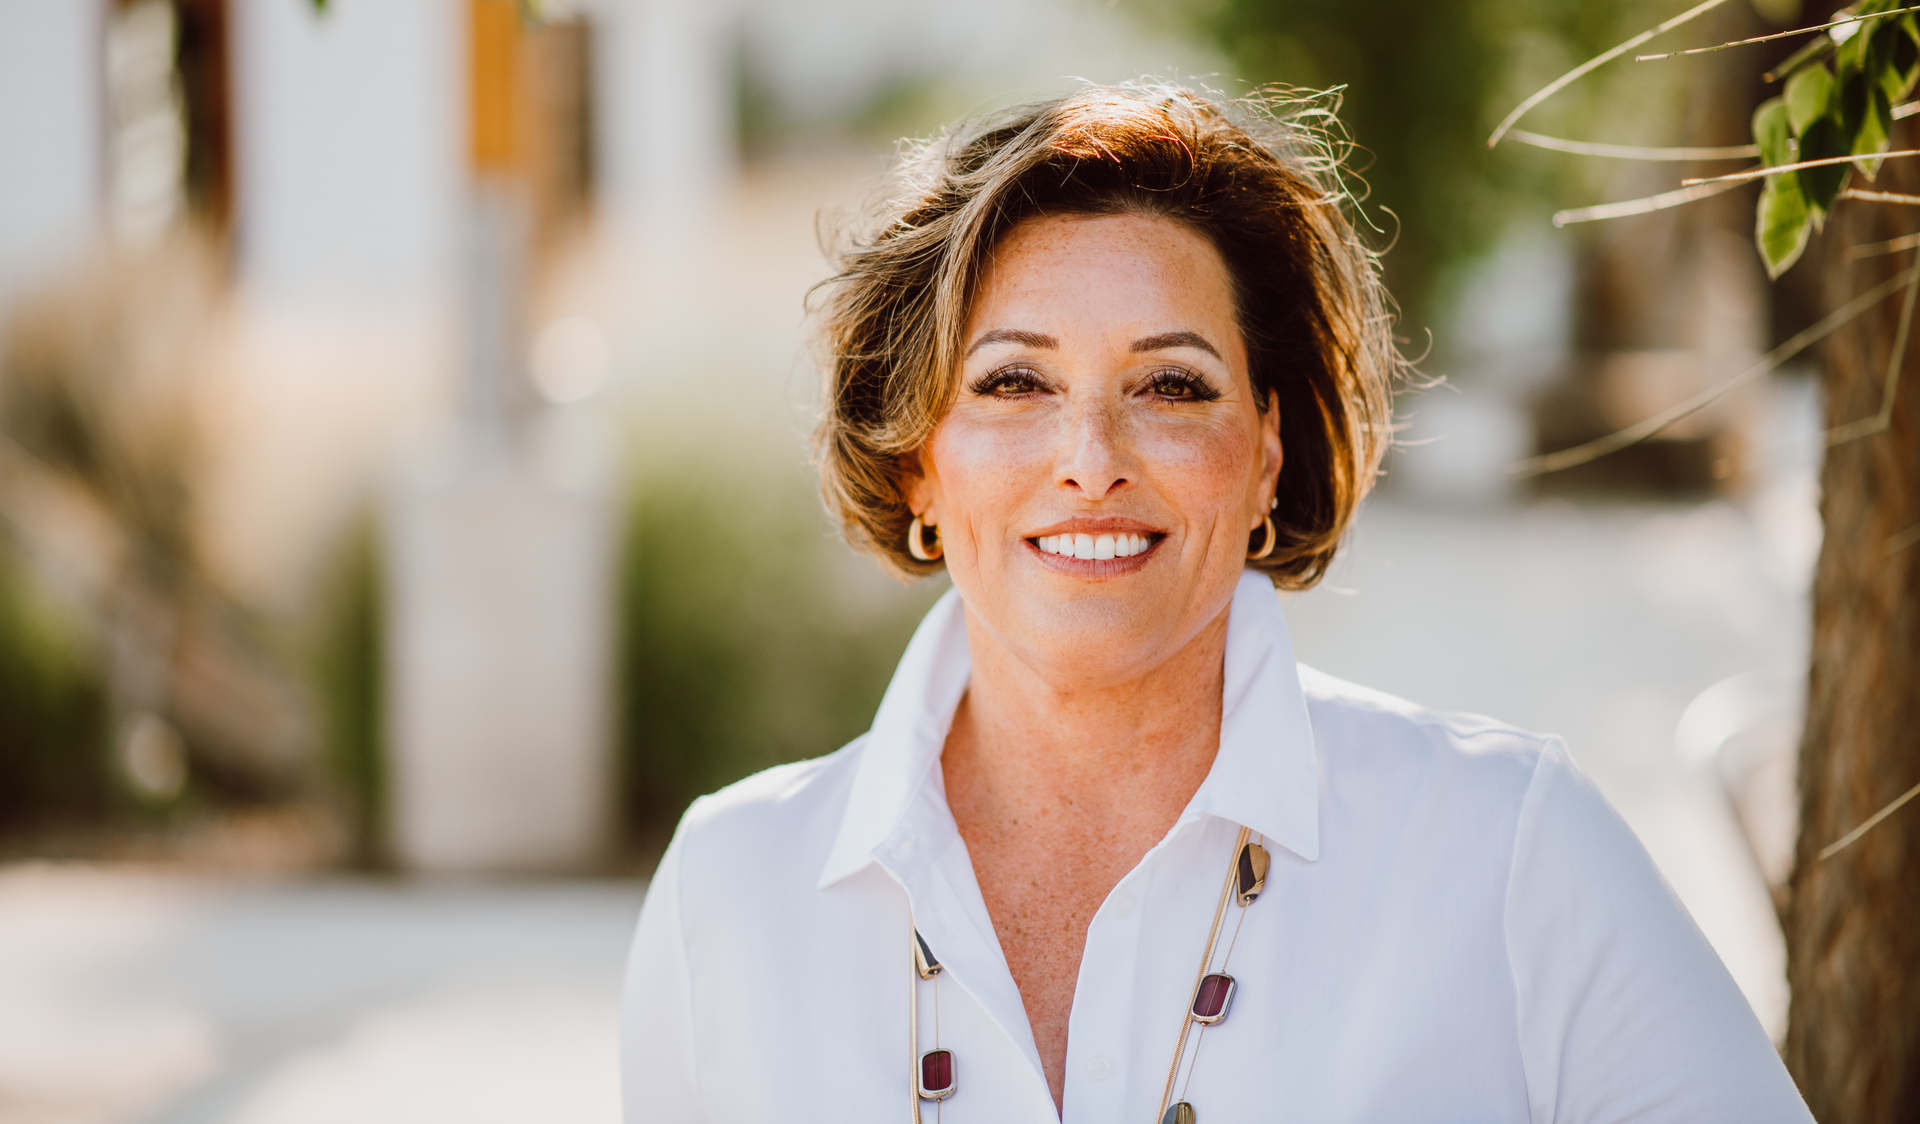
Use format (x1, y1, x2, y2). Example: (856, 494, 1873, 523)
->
(0, 869, 638, 1124)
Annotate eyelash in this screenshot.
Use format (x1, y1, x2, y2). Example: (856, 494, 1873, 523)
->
(968, 367, 1046, 397)
(1144, 368, 1220, 402)
(967, 365, 1221, 402)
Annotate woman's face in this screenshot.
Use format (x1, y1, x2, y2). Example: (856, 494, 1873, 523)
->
(908, 212, 1282, 688)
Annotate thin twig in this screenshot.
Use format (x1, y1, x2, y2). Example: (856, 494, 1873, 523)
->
(1635, 5, 1920, 60)
(1819, 780, 1920, 859)
(1552, 175, 1751, 227)
(1488, 0, 1735, 148)
(1764, 34, 1835, 82)
(1823, 254, 1919, 447)
(1897, 101, 1920, 120)
(1511, 269, 1913, 477)
(1887, 523, 1920, 554)
(1508, 129, 1758, 160)
(1848, 231, 1920, 258)
(1843, 188, 1920, 204)
(1685, 150, 1920, 186)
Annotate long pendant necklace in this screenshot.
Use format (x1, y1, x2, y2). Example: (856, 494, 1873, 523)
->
(908, 826, 1270, 1123)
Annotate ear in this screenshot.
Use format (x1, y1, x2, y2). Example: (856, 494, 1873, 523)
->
(1255, 390, 1283, 529)
(898, 449, 936, 523)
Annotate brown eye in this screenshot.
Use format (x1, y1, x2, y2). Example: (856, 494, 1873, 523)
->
(1146, 370, 1219, 402)
(970, 368, 1045, 397)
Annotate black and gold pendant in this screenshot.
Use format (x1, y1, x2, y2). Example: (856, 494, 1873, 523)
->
(1236, 841, 1270, 906)
(1161, 1101, 1196, 1124)
(913, 929, 942, 979)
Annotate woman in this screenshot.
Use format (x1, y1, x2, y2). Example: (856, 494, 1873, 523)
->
(622, 84, 1810, 1123)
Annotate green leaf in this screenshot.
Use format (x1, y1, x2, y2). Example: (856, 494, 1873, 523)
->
(1883, 16, 1920, 102)
(1787, 64, 1836, 135)
(1855, 82, 1894, 178)
(1754, 97, 1794, 166)
(1837, 16, 1872, 74)
(1757, 173, 1814, 279)
(1798, 116, 1851, 212)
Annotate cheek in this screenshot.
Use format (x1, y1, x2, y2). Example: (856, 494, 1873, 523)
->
(1133, 414, 1260, 512)
(925, 417, 1051, 516)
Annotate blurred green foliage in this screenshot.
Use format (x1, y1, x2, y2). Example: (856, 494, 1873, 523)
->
(0, 544, 107, 829)
(311, 516, 385, 864)
(618, 460, 943, 832)
(1137, 0, 1689, 331)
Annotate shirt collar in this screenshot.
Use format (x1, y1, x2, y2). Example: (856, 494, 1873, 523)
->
(817, 569, 1320, 889)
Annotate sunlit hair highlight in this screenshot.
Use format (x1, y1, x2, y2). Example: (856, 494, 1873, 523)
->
(812, 81, 1403, 587)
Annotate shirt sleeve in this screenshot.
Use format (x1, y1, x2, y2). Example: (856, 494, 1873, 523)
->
(621, 821, 707, 1124)
(1505, 739, 1812, 1124)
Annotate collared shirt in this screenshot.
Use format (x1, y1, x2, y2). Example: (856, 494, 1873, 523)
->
(621, 571, 1811, 1123)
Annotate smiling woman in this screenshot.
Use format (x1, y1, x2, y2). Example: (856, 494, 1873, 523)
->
(620, 84, 1813, 1124)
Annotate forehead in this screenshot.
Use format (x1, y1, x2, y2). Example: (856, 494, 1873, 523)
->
(966, 212, 1240, 342)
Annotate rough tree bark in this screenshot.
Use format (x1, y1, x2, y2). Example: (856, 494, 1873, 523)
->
(1783, 152, 1920, 1121)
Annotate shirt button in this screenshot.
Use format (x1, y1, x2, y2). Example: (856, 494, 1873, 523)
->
(1086, 1055, 1113, 1081)
(1112, 890, 1137, 917)
(893, 835, 914, 857)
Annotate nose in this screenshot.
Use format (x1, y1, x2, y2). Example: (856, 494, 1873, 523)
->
(1058, 397, 1134, 502)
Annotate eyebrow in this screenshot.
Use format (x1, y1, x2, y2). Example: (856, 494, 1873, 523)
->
(964, 328, 1059, 358)
(1131, 331, 1221, 360)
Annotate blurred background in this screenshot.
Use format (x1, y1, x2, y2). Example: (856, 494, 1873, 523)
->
(0, 0, 1830, 1120)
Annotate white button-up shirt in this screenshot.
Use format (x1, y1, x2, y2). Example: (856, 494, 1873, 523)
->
(622, 571, 1811, 1122)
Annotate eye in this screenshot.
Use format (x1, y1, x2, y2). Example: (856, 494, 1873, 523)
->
(1144, 368, 1220, 402)
(969, 366, 1047, 398)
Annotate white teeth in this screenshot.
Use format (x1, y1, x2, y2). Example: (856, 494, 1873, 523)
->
(1038, 532, 1154, 559)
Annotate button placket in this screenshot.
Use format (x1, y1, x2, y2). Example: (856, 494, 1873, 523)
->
(1065, 869, 1155, 1122)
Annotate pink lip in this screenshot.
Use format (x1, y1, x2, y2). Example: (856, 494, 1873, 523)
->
(1025, 516, 1164, 539)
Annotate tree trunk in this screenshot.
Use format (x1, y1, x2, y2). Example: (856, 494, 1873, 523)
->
(1783, 153, 1920, 1121)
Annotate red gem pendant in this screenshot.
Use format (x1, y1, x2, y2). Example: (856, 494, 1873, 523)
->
(1191, 972, 1236, 1024)
(918, 1048, 956, 1101)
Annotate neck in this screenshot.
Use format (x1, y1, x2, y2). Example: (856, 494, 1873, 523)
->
(942, 603, 1230, 845)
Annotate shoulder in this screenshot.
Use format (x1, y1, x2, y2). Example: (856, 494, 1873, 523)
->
(666, 736, 867, 889)
(1299, 663, 1557, 777)
(1297, 664, 1571, 852)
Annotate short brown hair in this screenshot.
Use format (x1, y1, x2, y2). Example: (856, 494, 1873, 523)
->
(812, 82, 1402, 588)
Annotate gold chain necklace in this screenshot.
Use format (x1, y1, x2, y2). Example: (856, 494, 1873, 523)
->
(908, 826, 1270, 1123)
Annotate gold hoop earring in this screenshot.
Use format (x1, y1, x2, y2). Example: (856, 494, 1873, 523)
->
(1248, 514, 1277, 561)
(908, 513, 943, 562)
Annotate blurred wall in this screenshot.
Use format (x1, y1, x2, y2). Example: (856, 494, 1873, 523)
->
(233, 0, 461, 314)
(0, 1, 101, 314)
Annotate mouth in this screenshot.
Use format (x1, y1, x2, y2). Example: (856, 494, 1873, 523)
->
(1031, 530, 1160, 560)
(1024, 524, 1165, 576)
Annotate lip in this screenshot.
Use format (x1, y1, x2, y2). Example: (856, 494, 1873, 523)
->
(1024, 516, 1164, 539)
(1023, 518, 1166, 579)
